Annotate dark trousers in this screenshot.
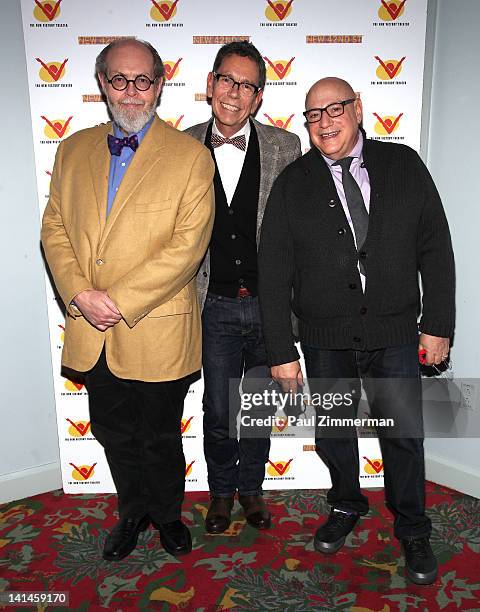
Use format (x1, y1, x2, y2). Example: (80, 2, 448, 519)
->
(84, 350, 191, 523)
(202, 294, 270, 497)
(302, 342, 431, 539)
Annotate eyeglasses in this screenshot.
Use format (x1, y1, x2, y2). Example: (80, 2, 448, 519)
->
(213, 72, 261, 97)
(106, 74, 157, 91)
(303, 98, 356, 124)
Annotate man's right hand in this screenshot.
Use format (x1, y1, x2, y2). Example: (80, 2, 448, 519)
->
(73, 290, 122, 331)
(271, 361, 304, 393)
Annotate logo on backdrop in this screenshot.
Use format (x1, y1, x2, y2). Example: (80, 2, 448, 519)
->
(65, 419, 92, 440)
(163, 59, 185, 88)
(162, 116, 184, 130)
(33, 0, 61, 22)
(264, 56, 296, 85)
(265, 458, 294, 480)
(362, 456, 384, 476)
(372, 112, 404, 141)
(181, 416, 194, 437)
(185, 459, 197, 483)
(62, 377, 87, 396)
(35, 58, 72, 88)
(69, 462, 97, 481)
(147, 0, 183, 28)
(264, 113, 294, 130)
(40, 116, 73, 141)
(260, 0, 297, 27)
(374, 1, 409, 27)
(372, 56, 407, 85)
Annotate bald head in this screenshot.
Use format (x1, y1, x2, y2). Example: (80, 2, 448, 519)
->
(305, 77, 355, 110)
(304, 76, 362, 161)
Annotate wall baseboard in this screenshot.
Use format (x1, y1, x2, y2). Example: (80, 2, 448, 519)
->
(0, 463, 62, 504)
(425, 453, 480, 499)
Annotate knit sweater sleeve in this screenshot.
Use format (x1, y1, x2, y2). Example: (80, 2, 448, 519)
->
(258, 170, 300, 366)
(414, 150, 456, 339)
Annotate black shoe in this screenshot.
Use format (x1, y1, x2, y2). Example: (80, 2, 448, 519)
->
(102, 515, 150, 561)
(238, 495, 272, 530)
(314, 508, 360, 554)
(155, 520, 192, 556)
(401, 536, 438, 585)
(205, 497, 234, 534)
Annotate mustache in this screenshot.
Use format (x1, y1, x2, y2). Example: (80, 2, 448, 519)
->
(118, 97, 144, 106)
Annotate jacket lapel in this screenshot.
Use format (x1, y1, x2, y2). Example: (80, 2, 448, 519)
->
(98, 116, 166, 250)
(253, 118, 280, 242)
(88, 123, 111, 237)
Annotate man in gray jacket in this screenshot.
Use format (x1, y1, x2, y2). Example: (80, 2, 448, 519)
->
(185, 41, 301, 534)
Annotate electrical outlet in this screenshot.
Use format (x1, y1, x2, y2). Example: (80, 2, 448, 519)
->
(460, 382, 477, 411)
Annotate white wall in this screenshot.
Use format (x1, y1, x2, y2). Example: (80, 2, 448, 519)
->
(0, 1, 60, 503)
(423, 0, 480, 497)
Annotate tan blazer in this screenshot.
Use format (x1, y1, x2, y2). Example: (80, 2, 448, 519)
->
(41, 116, 215, 381)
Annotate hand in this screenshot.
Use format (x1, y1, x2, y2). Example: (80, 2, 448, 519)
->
(271, 361, 304, 393)
(418, 333, 450, 366)
(73, 290, 122, 331)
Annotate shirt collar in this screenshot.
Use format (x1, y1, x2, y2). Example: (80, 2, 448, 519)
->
(212, 118, 251, 146)
(113, 115, 155, 146)
(320, 129, 364, 167)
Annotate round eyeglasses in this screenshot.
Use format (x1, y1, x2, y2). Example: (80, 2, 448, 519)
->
(213, 72, 261, 97)
(106, 74, 157, 92)
(303, 98, 356, 124)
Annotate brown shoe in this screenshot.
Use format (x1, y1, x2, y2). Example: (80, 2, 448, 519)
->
(205, 497, 234, 534)
(239, 495, 271, 530)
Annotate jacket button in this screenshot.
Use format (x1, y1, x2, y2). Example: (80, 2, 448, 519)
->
(359, 251, 367, 260)
(231, 234, 236, 240)
(349, 283, 357, 290)
(337, 228, 346, 236)
(360, 307, 367, 315)
(328, 199, 336, 207)
(96, 258, 104, 265)
(235, 259, 242, 265)
(228, 209, 234, 215)
(353, 336, 361, 343)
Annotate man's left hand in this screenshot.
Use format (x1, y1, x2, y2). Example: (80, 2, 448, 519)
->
(418, 333, 450, 366)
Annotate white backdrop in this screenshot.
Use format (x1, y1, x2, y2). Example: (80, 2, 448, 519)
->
(21, 0, 427, 493)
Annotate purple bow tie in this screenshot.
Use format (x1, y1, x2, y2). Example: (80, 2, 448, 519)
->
(211, 133, 246, 151)
(107, 133, 139, 156)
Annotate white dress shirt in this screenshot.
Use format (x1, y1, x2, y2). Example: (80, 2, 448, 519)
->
(212, 119, 250, 205)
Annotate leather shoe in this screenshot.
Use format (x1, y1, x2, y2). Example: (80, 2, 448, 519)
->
(314, 508, 359, 554)
(155, 520, 192, 556)
(205, 497, 234, 534)
(239, 494, 271, 530)
(103, 515, 150, 561)
(401, 536, 438, 585)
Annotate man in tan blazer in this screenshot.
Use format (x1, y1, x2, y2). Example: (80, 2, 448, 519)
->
(41, 38, 214, 561)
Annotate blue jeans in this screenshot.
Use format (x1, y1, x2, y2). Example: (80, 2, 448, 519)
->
(202, 294, 270, 497)
(302, 342, 431, 539)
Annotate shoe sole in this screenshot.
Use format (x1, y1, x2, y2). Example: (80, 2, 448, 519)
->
(314, 535, 346, 554)
(406, 566, 438, 585)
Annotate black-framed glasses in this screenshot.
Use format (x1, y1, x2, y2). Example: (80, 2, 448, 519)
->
(213, 72, 261, 97)
(303, 98, 356, 124)
(106, 74, 157, 91)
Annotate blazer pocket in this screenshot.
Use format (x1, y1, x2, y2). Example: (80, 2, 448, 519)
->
(135, 199, 171, 213)
(147, 297, 192, 318)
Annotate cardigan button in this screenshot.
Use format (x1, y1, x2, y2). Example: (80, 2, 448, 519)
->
(203, 271, 208, 277)
(349, 283, 357, 290)
(328, 199, 336, 207)
(337, 228, 346, 236)
(353, 336, 361, 343)
(360, 307, 367, 315)
(359, 251, 367, 260)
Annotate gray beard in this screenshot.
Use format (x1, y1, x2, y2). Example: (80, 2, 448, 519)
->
(107, 98, 157, 134)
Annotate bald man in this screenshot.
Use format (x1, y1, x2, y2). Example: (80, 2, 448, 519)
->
(258, 77, 455, 584)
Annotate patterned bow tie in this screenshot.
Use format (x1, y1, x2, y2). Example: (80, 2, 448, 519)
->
(107, 133, 139, 156)
(211, 133, 246, 151)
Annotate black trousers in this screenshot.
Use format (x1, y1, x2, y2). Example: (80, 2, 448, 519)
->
(84, 350, 192, 523)
(302, 342, 431, 540)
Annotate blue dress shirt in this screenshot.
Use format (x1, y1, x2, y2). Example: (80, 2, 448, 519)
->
(107, 117, 154, 216)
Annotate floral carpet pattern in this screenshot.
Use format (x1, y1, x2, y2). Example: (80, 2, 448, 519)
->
(1, 483, 479, 611)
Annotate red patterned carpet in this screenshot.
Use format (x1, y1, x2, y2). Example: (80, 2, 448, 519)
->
(1, 483, 479, 610)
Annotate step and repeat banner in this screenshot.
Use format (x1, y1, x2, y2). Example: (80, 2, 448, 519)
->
(21, 0, 428, 493)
